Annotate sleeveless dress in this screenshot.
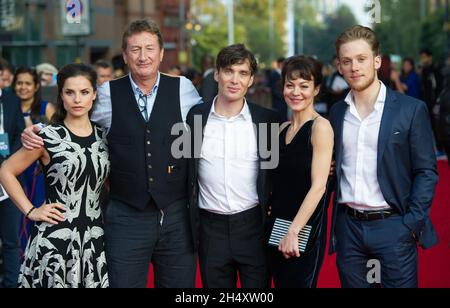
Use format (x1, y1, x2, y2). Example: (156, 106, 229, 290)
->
(268, 120, 330, 288)
(18, 123, 110, 288)
(20, 101, 49, 252)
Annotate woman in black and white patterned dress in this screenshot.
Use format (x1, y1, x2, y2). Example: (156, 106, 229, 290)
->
(0, 64, 110, 288)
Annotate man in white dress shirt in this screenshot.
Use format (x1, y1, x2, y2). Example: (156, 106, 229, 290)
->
(329, 26, 438, 288)
(187, 44, 280, 288)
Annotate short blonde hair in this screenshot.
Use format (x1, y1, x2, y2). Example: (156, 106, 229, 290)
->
(336, 25, 380, 57)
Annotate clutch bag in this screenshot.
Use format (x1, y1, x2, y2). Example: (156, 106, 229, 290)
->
(268, 218, 312, 253)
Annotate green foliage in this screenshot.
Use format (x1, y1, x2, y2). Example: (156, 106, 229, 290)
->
(189, 0, 286, 69)
(374, 0, 447, 63)
(189, 0, 449, 69)
(299, 4, 357, 62)
(374, 0, 422, 58)
(420, 10, 447, 62)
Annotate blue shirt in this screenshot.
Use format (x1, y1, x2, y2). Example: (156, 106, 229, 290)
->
(92, 72, 203, 132)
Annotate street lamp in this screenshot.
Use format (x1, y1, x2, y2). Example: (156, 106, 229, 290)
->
(227, 0, 234, 45)
(286, 0, 295, 57)
(269, 0, 274, 61)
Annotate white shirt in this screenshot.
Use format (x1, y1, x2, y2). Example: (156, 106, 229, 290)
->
(129, 73, 160, 121)
(339, 82, 390, 211)
(331, 75, 349, 92)
(198, 98, 259, 215)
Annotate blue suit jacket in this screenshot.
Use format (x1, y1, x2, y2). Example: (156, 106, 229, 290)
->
(328, 87, 439, 254)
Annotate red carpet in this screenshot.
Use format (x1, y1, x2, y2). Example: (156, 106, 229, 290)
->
(148, 160, 450, 288)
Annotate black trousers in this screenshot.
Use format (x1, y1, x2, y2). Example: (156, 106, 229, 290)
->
(104, 198, 196, 288)
(199, 206, 269, 288)
(0, 199, 21, 288)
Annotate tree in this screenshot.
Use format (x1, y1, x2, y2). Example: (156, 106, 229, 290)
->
(373, 0, 422, 58)
(373, 0, 448, 63)
(189, 0, 286, 69)
(298, 4, 357, 62)
(189, 0, 244, 70)
(420, 9, 446, 62)
(235, 0, 286, 66)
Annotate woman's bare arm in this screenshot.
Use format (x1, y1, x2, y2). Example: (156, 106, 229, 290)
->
(0, 147, 64, 224)
(279, 118, 334, 258)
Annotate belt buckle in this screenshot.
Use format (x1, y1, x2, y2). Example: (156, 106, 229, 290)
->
(362, 211, 370, 220)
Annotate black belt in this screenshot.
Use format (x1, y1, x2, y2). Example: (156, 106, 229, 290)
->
(343, 205, 398, 221)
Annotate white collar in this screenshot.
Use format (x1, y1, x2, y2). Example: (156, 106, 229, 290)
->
(210, 96, 251, 121)
(345, 81, 387, 111)
(129, 72, 160, 97)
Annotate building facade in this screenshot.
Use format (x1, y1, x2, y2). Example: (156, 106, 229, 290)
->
(0, 0, 190, 72)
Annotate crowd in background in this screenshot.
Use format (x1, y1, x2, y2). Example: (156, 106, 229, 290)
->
(0, 25, 449, 287)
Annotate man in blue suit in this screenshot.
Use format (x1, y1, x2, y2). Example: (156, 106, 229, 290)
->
(328, 26, 439, 288)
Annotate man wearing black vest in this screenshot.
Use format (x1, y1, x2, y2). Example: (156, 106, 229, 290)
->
(21, 20, 202, 288)
(187, 44, 280, 288)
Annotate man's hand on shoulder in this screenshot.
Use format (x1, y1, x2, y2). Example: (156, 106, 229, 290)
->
(21, 124, 44, 150)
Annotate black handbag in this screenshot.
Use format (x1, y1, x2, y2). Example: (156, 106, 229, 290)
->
(268, 181, 330, 254)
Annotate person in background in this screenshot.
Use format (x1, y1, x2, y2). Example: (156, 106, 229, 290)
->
(397, 58, 420, 99)
(94, 60, 114, 86)
(438, 55, 450, 163)
(327, 56, 350, 105)
(270, 57, 288, 122)
(12, 67, 55, 251)
(184, 68, 202, 90)
(0, 60, 26, 288)
(420, 48, 444, 155)
(0, 58, 14, 90)
(0, 61, 4, 89)
(0, 63, 110, 288)
(111, 54, 127, 79)
(168, 65, 182, 77)
(36, 63, 58, 87)
(200, 54, 218, 103)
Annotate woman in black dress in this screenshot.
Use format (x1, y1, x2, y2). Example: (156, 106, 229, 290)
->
(269, 56, 334, 288)
(0, 64, 110, 288)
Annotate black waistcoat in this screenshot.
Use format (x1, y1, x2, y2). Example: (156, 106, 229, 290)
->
(108, 74, 187, 210)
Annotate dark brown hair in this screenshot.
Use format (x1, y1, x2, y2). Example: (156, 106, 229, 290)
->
(336, 25, 380, 57)
(282, 55, 323, 89)
(216, 44, 258, 76)
(52, 64, 97, 123)
(122, 19, 164, 51)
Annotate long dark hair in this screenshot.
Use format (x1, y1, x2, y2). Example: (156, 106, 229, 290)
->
(52, 64, 97, 124)
(12, 67, 43, 121)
